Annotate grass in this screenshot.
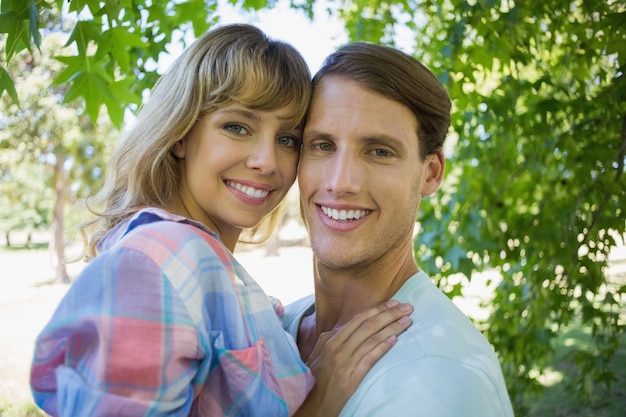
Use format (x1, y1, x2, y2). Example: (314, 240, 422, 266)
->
(0, 402, 48, 417)
(1, 243, 49, 251)
(527, 325, 626, 417)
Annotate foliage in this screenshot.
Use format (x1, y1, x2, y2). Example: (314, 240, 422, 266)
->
(0, 19, 117, 281)
(1, 0, 625, 414)
(2, 0, 211, 127)
(327, 0, 626, 414)
(0, 149, 52, 236)
(527, 324, 626, 417)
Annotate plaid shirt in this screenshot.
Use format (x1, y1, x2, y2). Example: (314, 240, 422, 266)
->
(30, 208, 313, 416)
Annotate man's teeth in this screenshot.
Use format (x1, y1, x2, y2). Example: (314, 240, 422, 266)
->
(227, 181, 269, 198)
(321, 206, 370, 221)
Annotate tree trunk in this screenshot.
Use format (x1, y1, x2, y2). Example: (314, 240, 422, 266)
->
(50, 150, 70, 283)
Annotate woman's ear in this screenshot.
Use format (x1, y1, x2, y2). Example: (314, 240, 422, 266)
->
(172, 139, 186, 158)
(421, 150, 445, 196)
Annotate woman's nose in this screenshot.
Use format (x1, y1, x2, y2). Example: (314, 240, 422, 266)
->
(245, 138, 278, 175)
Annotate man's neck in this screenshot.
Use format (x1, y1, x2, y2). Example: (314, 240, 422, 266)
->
(297, 244, 418, 361)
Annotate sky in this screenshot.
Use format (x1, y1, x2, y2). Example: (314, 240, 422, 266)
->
(219, 0, 349, 73)
(158, 0, 349, 74)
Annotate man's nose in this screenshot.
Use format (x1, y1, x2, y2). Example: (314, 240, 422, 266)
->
(323, 151, 362, 196)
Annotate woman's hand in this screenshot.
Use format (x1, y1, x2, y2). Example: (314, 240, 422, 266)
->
(294, 300, 413, 417)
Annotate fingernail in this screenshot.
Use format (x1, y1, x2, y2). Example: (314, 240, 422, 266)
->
(397, 316, 411, 324)
(386, 335, 397, 344)
(386, 300, 399, 308)
(399, 303, 412, 312)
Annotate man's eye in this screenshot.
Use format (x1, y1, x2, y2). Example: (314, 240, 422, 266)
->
(277, 136, 300, 148)
(372, 148, 392, 157)
(317, 142, 333, 151)
(224, 124, 248, 135)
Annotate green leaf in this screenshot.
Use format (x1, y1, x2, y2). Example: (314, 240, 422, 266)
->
(3, 16, 30, 60)
(0, 0, 30, 17)
(98, 27, 146, 72)
(0, 11, 17, 34)
(67, 0, 102, 15)
(65, 20, 102, 55)
(62, 69, 112, 123)
(53, 55, 85, 85)
(102, 97, 124, 129)
(174, 0, 215, 35)
(0, 66, 20, 106)
(28, 0, 40, 49)
(235, 0, 272, 10)
(103, 78, 142, 128)
(108, 77, 142, 105)
(458, 257, 475, 280)
(445, 245, 468, 271)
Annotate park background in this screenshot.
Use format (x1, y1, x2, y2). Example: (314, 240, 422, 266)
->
(1, 0, 625, 416)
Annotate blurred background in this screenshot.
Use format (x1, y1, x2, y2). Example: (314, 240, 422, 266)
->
(1, 0, 625, 416)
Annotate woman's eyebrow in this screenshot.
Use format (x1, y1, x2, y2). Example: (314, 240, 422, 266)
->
(219, 108, 298, 124)
(218, 108, 261, 120)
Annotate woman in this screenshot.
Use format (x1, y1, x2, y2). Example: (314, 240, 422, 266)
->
(30, 24, 412, 417)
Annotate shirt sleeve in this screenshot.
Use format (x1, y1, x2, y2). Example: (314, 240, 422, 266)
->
(343, 356, 512, 417)
(30, 246, 204, 417)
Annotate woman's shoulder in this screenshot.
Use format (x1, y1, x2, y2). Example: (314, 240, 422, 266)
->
(103, 208, 225, 257)
(121, 208, 215, 241)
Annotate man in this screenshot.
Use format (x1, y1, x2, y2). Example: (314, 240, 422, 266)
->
(284, 43, 515, 416)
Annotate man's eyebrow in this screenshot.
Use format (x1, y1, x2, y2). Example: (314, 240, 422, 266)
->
(361, 134, 407, 149)
(303, 131, 408, 148)
(303, 130, 334, 141)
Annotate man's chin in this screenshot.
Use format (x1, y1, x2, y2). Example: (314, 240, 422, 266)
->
(311, 244, 363, 270)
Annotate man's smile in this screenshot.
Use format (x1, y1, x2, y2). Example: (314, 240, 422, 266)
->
(320, 205, 370, 221)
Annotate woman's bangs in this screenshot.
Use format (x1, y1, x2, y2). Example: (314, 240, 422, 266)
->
(236, 72, 308, 125)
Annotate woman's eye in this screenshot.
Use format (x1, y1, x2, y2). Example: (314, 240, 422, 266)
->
(277, 136, 300, 148)
(224, 123, 248, 135)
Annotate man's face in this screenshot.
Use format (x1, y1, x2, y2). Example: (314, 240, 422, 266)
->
(298, 76, 443, 270)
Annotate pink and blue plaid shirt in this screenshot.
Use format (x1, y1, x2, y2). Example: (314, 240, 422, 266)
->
(30, 208, 314, 416)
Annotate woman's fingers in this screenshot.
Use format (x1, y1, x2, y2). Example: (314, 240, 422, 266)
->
(323, 300, 413, 362)
(344, 311, 411, 381)
(306, 329, 336, 367)
(298, 301, 413, 417)
(307, 300, 413, 382)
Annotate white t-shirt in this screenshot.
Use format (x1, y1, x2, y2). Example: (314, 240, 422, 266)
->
(283, 271, 515, 417)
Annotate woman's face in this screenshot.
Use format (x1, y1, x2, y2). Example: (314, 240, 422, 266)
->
(172, 103, 301, 249)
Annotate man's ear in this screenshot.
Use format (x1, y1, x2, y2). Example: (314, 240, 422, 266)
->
(421, 150, 445, 196)
(172, 139, 186, 158)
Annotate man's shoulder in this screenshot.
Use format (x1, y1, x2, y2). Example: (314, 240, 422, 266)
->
(342, 350, 514, 417)
(343, 332, 514, 417)
(340, 272, 514, 416)
(393, 272, 503, 374)
(282, 295, 315, 337)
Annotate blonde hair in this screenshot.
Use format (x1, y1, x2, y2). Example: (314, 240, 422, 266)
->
(83, 24, 311, 258)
